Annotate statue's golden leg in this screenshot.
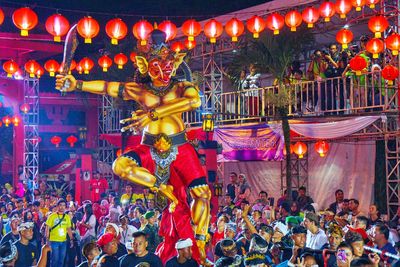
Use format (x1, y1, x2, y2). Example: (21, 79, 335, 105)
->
(190, 184, 212, 264)
(112, 156, 178, 211)
(159, 184, 179, 212)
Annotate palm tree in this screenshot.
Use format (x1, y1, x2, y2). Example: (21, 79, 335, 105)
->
(228, 27, 314, 202)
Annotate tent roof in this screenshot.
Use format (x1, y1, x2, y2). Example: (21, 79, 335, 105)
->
(43, 158, 77, 175)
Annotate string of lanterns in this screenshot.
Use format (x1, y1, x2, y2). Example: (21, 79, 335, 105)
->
(50, 135, 78, 147)
(3, 0, 398, 82)
(334, 13, 399, 84)
(285, 141, 331, 158)
(0, 1, 382, 44)
(0, 102, 33, 128)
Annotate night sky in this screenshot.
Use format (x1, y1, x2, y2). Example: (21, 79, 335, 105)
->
(3, 0, 271, 24)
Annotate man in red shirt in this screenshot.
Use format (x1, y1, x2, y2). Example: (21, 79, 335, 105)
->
(90, 171, 109, 203)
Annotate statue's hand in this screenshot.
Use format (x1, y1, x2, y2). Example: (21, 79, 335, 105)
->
(120, 110, 152, 132)
(55, 74, 77, 92)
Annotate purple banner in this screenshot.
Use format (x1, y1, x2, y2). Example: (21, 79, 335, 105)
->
(214, 124, 284, 162)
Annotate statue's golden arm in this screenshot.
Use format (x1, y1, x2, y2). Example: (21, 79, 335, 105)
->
(80, 80, 141, 102)
(153, 87, 202, 118)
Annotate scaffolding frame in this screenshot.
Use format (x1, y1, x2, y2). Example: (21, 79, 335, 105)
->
(98, 95, 121, 189)
(23, 78, 39, 189)
(280, 153, 309, 195)
(385, 114, 400, 218)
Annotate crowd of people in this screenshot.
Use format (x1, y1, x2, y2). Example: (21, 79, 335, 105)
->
(0, 171, 399, 266)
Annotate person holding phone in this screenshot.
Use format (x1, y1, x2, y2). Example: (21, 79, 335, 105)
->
(336, 242, 355, 267)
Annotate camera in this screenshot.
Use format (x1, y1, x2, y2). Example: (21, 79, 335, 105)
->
(321, 49, 330, 56)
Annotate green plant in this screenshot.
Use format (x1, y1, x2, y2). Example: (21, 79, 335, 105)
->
(230, 27, 314, 201)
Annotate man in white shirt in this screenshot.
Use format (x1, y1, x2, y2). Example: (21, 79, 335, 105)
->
(303, 212, 328, 250)
(118, 214, 137, 245)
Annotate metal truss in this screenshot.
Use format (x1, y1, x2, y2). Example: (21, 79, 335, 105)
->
(23, 78, 39, 190)
(385, 113, 400, 218)
(280, 153, 309, 195)
(202, 50, 224, 117)
(98, 95, 122, 188)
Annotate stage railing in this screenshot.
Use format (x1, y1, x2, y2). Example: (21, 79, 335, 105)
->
(184, 71, 399, 127)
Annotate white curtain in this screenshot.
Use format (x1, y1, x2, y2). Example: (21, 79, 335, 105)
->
(223, 141, 375, 214)
(290, 116, 383, 139)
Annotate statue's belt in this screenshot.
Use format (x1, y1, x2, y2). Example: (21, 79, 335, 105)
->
(141, 131, 187, 148)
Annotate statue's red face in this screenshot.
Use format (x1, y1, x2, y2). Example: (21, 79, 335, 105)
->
(148, 57, 174, 85)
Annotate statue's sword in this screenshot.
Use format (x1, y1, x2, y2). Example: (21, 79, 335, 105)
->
(60, 24, 79, 94)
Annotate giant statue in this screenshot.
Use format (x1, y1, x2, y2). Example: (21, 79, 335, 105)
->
(55, 31, 211, 264)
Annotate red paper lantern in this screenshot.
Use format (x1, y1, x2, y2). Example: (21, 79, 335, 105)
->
(349, 55, 367, 75)
(114, 53, 128, 69)
(45, 14, 70, 42)
(265, 13, 284, 35)
(20, 103, 30, 114)
(132, 19, 153, 46)
(80, 57, 94, 74)
(293, 142, 307, 158)
(66, 135, 78, 147)
(36, 66, 44, 78)
(44, 59, 60, 77)
(182, 19, 202, 41)
(382, 65, 399, 85)
(51, 136, 62, 148)
(170, 42, 185, 53)
(105, 18, 128, 45)
(315, 141, 330, 157)
(129, 52, 137, 63)
(76, 62, 83, 74)
(3, 60, 19, 78)
(366, 38, 384, 58)
(302, 7, 320, 28)
(98, 55, 113, 72)
(335, 0, 352, 19)
(158, 20, 177, 42)
(12, 7, 38, 36)
(285, 10, 302, 32)
(31, 136, 42, 145)
(184, 39, 196, 50)
(77, 16, 100, 44)
(351, 0, 366, 11)
(283, 144, 294, 156)
(385, 33, 400, 56)
(336, 29, 353, 49)
(12, 116, 20, 126)
(225, 18, 244, 42)
(319, 2, 336, 22)
(247, 15, 266, 38)
(0, 8, 4, 26)
(366, 0, 380, 8)
(2, 116, 11, 127)
(24, 60, 40, 78)
(203, 19, 223, 43)
(368, 15, 389, 38)
(59, 60, 77, 74)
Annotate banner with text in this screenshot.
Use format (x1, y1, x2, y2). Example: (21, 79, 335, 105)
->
(214, 124, 284, 162)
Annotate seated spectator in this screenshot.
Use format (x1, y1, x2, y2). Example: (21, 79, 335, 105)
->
(304, 212, 328, 250)
(165, 238, 199, 267)
(95, 232, 120, 266)
(119, 231, 162, 267)
(77, 241, 100, 267)
(345, 231, 366, 260)
(336, 242, 355, 267)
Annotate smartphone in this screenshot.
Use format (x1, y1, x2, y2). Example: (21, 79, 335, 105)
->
(337, 250, 347, 262)
(268, 197, 275, 207)
(264, 209, 271, 220)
